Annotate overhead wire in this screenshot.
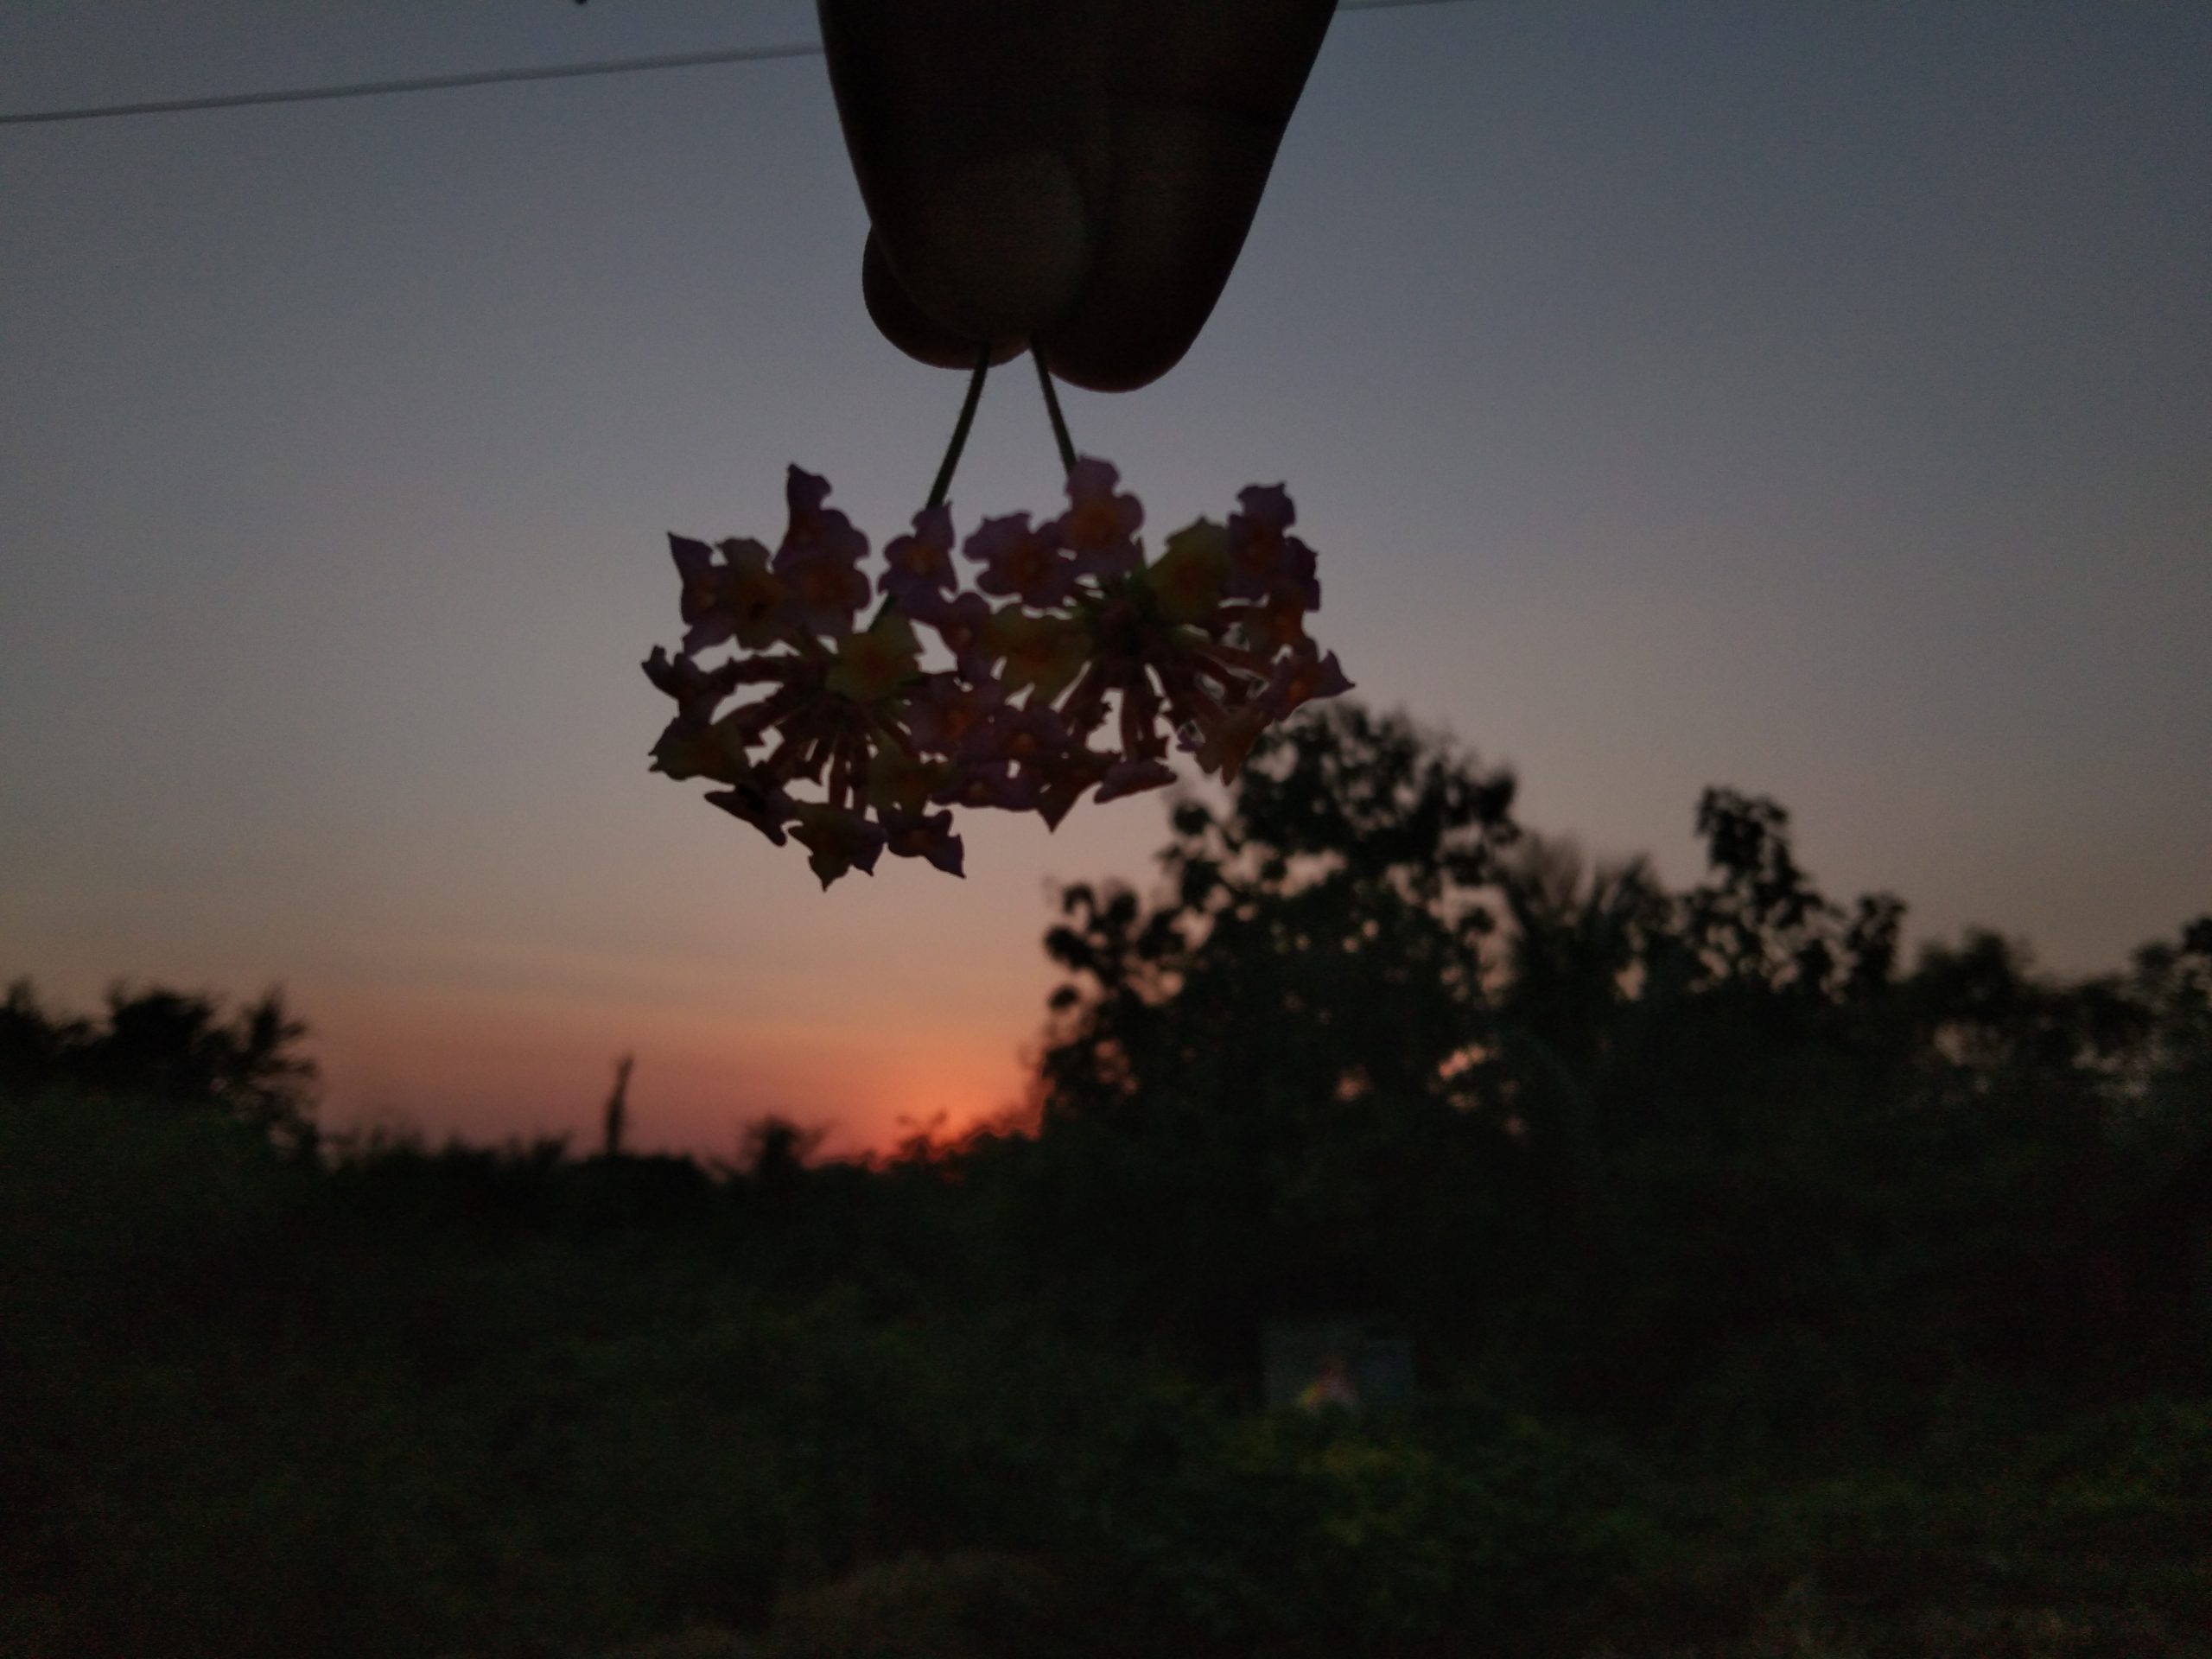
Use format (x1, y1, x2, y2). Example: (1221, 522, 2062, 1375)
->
(0, 40, 822, 127)
(0, 0, 1473, 129)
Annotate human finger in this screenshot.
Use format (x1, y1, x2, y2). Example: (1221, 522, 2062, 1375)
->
(820, 0, 1336, 390)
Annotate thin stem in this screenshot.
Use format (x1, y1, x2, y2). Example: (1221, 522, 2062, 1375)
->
(1033, 342, 1077, 475)
(925, 342, 992, 512)
(871, 342, 993, 632)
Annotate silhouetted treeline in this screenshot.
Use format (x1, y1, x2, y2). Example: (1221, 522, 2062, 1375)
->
(1, 978, 315, 1149)
(987, 707, 2212, 1430)
(5, 702, 2209, 1658)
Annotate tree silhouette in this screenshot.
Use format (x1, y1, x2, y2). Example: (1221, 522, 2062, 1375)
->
(0, 978, 317, 1150)
(1, 978, 89, 1098)
(1023, 704, 1522, 1368)
(1007, 701, 2212, 1407)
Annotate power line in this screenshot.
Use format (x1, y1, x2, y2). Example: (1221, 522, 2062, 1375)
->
(0, 41, 822, 127)
(0, 0, 1469, 129)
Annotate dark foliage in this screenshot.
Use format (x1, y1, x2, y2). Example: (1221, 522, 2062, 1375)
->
(5, 702, 2209, 1656)
(1022, 705, 2212, 1432)
(2, 976, 317, 1150)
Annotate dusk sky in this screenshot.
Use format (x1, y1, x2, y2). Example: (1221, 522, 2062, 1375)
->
(4, 2, 2207, 1159)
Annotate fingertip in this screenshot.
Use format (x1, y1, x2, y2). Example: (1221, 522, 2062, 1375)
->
(823, 1, 1102, 345)
(880, 149, 1095, 344)
(862, 234, 1029, 372)
(1039, 108, 1281, 391)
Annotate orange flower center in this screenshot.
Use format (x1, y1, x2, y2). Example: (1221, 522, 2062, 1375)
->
(1070, 500, 1120, 544)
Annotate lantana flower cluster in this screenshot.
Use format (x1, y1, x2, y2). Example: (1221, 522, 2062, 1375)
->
(644, 458, 1351, 887)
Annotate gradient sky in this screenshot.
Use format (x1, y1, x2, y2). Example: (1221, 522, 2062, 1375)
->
(4, 2, 2207, 1158)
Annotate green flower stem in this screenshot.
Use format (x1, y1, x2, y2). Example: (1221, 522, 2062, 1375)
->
(1033, 343, 1077, 476)
(873, 342, 993, 632)
(925, 342, 993, 512)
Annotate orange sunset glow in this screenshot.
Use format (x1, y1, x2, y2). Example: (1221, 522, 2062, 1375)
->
(309, 981, 1035, 1159)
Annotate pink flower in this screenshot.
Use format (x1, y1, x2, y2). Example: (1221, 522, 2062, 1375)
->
(1029, 741, 1116, 830)
(1262, 642, 1354, 719)
(703, 771, 796, 847)
(1225, 484, 1319, 610)
(1231, 600, 1310, 658)
(641, 645, 739, 721)
(934, 759, 1040, 813)
(669, 535, 790, 656)
(1217, 485, 1321, 661)
(825, 609, 921, 703)
(900, 672, 1004, 756)
(906, 589, 1002, 685)
(714, 538, 792, 651)
(669, 535, 730, 650)
(787, 801, 887, 887)
(867, 741, 949, 817)
(1055, 457, 1143, 581)
(880, 807, 964, 875)
(651, 709, 754, 785)
(1052, 530, 1277, 773)
(961, 702, 1071, 770)
(952, 703, 1110, 829)
(645, 457, 1348, 885)
(772, 467, 871, 637)
(1179, 646, 1352, 783)
(966, 512, 1077, 608)
(993, 612, 1090, 706)
(1141, 520, 1232, 625)
(880, 504, 957, 610)
(1095, 755, 1178, 804)
(1187, 696, 1274, 784)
